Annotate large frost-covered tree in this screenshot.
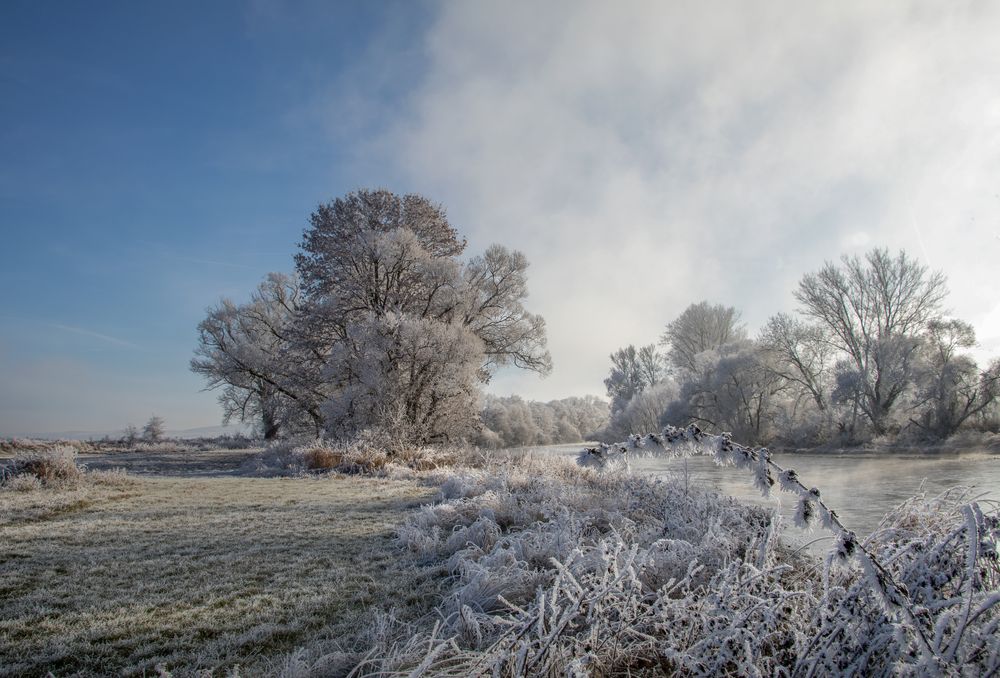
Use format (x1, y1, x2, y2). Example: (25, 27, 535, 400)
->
(664, 340, 785, 445)
(192, 191, 550, 444)
(294, 189, 551, 443)
(795, 248, 947, 435)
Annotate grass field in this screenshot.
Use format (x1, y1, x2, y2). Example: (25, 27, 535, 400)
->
(0, 451, 436, 676)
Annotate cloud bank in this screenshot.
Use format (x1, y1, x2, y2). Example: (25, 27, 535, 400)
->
(379, 1, 1000, 400)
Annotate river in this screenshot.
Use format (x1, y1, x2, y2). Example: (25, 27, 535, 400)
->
(532, 443, 1000, 553)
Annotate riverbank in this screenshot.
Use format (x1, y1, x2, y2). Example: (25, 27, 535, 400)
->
(792, 430, 1000, 455)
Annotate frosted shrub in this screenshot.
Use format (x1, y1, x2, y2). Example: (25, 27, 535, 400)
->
(0, 437, 95, 454)
(799, 489, 1000, 676)
(574, 425, 1000, 676)
(345, 455, 788, 676)
(8, 446, 84, 486)
(131, 440, 193, 454)
(246, 437, 459, 477)
(338, 429, 1000, 677)
(297, 443, 343, 471)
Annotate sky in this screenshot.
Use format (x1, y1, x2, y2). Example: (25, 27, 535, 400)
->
(2, 1, 1000, 436)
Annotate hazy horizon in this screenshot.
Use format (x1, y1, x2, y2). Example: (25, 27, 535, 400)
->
(4, 1, 1000, 434)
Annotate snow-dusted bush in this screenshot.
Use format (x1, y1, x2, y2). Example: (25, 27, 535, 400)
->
(345, 454, 799, 676)
(1, 449, 137, 491)
(244, 438, 461, 477)
(298, 444, 343, 471)
(0, 437, 96, 454)
(87, 467, 138, 488)
(5, 447, 84, 486)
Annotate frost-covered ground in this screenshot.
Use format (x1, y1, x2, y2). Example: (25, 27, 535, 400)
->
(2, 439, 998, 676)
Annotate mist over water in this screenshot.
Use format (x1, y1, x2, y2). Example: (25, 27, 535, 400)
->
(538, 444, 1000, 552)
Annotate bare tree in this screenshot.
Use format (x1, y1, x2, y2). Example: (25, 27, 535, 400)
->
(795, 248, 947, 435)
(142, 415, 165, 442)
(191, 272, 323, 438)
(759, 313, 833, 412)
(122, 423, 138, 446)
(661, 301, 747, 374)
(666, 341, 785, 445)
(603, 344, 664, 413)
(909, 319, 1000, 439)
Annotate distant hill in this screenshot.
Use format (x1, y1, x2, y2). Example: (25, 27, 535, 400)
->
(8, 424, 249, 441)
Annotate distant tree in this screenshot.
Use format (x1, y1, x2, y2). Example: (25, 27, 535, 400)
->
(759, 313, 833, 412)
(795, 248, 947, 436)
(909, 319, 1000, 439)
(122, 423, 138, 446)
(661, 301, 746, 374)
(602, 381, 678, 441)
(666, 341, 785, 445)
(142, 415, 165, 442)
(604, 344, 664, 413)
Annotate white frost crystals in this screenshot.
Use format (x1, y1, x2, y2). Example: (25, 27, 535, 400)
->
(577, 425, 1000, 676)
(308, 435, 998, 676)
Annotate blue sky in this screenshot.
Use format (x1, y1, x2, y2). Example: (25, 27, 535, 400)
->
(4, 1, 1000, 435)
(0, 1, 427, 433)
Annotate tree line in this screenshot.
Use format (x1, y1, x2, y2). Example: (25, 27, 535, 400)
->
(476, 395, 609, 448)
(192, 190, 553, 445)
(602, 249, 1000, 446)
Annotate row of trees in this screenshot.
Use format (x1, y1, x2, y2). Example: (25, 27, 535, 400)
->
(603, 249, 1000, 446)
(476, 395, 609, 448)
(192, 190, 552, 444)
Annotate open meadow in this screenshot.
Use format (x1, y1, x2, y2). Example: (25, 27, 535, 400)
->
(0, 448, 437, 676)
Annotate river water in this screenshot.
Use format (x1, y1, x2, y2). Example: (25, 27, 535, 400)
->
(533, 443, 1000, 553)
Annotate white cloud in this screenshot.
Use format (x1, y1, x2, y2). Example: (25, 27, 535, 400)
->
(371, 1, 1000, 399)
